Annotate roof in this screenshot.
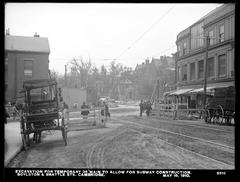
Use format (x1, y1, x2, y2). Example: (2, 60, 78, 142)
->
(5, 35, 50, 53)
(177, 4, 227, 39)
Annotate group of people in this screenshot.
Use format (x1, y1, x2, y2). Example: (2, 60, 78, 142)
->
(139, 100, 152, 117)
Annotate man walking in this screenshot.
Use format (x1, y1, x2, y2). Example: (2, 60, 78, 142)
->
(146, 100, 152, 117)
(62, 101, 69, 126)
(139, 100, 144, 117)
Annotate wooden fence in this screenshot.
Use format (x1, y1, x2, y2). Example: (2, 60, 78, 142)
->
(152, 103, 205, 120)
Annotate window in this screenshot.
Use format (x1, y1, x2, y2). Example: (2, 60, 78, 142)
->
(190, 22, 204, 50)
(207, 57, 214, 78)
(178, 66, 181, 81)
(177, 44, 182, 57)
(183, 42, 187, 55)
(218, 54, 226, 76)
(198, 60, 204, 79)
(182, 64, 187, 81)
(177, 45, 181, 56)
(24, 60, 33, 78)
(190, 62, 195, 80)
(209, 30, 214, 45)
(219, 24, 224, 42)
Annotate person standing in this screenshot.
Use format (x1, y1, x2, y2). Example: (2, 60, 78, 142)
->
(81, 102, 89, 119)
(62, 101, 69, 126)
(139, 100, 144, 117)
(146, 100, 152, 117)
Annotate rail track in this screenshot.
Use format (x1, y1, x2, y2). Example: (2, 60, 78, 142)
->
(111, 117, 234, 166)
(134, 115, 234, 133)
(127, 127, 233, 169)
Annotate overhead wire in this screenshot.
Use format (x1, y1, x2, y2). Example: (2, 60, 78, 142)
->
(113, 5, 176, 61)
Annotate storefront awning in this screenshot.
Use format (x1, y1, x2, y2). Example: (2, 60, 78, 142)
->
(168, 88, 193, 96)
(189, 87, 215, 94)
(163, 90, 176, 96)
(188, 81, 235, 94)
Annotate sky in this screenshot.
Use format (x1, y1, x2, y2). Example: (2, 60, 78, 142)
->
(5, 3, 223, 74)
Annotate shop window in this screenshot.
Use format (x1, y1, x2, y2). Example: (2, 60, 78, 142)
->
(218, 54, 226, 76)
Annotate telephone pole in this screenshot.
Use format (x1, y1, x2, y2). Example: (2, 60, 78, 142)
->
(203, 35, 210, 110)
(65, 64, 67, 86)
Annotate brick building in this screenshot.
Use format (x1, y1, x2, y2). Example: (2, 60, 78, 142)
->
(168, 4, 235, 108)
(5, 33, 50, 102)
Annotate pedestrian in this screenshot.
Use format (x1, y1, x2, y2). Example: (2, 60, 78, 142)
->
(81, 102, 89, 119)
(101, 101, 110, 126)
(139, 100, 144, 117)
(146, 100, 152, 117)
(62, 101, 69, 126)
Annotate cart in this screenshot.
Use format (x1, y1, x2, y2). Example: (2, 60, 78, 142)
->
(20, 79, 67, 150)
(205, 86, 235, 125)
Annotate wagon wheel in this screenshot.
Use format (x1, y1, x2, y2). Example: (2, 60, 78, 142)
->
(217, 105, 224, 124)
(225, 110, 233, 125)
(212, 109, 219, 124)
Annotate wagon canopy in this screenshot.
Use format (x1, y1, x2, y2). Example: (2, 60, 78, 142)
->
(22, 78, 57, 90)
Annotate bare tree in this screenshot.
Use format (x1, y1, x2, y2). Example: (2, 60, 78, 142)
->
(70, 57, 92, 88)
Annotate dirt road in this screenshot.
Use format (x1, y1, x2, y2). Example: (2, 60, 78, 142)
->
(7, 105, 234, 169)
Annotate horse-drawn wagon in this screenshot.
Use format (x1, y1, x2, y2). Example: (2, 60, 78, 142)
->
(20, 78, 67, 150)
(205, 86, 235, 125)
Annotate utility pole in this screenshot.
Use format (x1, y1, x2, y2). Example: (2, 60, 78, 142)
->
(203, 35, 210, 110)
(65, 64, 67, 86)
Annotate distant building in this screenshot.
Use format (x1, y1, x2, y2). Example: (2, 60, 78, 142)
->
(5, 33, 50, 102)
(172, 4, 235, 108)
(61, 87, 87, 109)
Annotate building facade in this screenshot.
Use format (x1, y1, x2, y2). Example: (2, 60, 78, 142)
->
(5, 34, 50, 102)
(176, 4, 235, 91)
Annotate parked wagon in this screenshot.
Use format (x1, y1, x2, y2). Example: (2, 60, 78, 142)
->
(20, 79, 67, 150)
(205, 86, 235, 125)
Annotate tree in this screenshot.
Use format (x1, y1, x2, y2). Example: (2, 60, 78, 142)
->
(70, 57, 92, 88)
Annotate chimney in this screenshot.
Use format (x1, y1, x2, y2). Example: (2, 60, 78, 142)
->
(34, 32, 40, 37)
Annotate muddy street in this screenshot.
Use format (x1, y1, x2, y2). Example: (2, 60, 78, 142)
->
(7, 105, 234, 169)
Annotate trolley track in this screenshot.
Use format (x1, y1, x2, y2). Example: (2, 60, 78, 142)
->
(111, 117, 234, 166)
(134, 115, 234, 133)
(127, 127, 233, 169)
(112, 117, 234, 151)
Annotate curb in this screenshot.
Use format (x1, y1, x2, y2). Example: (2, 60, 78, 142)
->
(5, 144, 23, 167)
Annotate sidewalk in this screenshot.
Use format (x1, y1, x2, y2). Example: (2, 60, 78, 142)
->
(4, 119, 22, 166)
